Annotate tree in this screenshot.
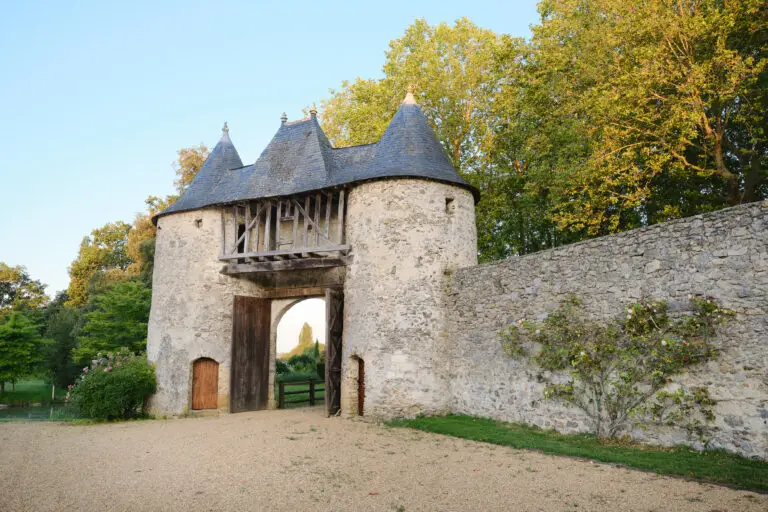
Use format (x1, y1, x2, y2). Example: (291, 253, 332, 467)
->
(0, 312, 45, 392)
(501, 296, 730, 440)
(125, 195, 175, 281)
(73, 280, 151, 364)
(0, 263, 48, 312)
(66, 221, 132, 307)
(513, 0, 767, 236)
(173, 144, 209, 193)
(319, 18, 526, 261)
(42, 292, 81, 387)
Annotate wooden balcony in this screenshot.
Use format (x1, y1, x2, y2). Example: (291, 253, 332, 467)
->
(219, 188, 350, 274)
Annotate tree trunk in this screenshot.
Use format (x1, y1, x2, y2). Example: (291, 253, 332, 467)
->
(1, 382, 4, 394)
(741, 144, 763, 203)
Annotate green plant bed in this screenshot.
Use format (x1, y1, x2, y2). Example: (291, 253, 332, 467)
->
(0, 378, 67, 405)
(388, 415, 768, 492)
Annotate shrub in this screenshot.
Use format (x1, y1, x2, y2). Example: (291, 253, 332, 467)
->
(68, 349, 156, 420)
(500, 295, 731, 441)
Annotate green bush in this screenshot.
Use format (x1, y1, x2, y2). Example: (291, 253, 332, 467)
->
(68, 349, 156, 420)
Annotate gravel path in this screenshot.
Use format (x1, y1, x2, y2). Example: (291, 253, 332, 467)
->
(1, 407, 765, 511)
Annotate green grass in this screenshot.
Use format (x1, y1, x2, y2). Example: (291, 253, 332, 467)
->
(388, 415, 768, 492)
(0, 378, 67, 405)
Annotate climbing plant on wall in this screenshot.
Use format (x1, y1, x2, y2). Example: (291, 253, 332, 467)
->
(499, 295, 732, 441)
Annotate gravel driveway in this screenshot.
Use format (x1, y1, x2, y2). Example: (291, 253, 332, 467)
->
(1, 407, 764, 511)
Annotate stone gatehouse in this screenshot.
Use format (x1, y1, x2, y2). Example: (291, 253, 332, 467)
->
(147, 90, 767, 459)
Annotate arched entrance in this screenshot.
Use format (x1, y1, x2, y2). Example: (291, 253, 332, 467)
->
(192, 358, 219, 410)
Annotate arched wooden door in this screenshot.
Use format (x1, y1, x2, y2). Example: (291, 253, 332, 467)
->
(192, 358, 219, 410)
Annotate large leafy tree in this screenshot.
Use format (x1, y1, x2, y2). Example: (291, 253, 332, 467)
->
(0, 312, 45, 392)
(516, 0, 767, 235)
(319, 18, 539, 261)
(0, 263, 48, 312)
(173, 144, 209, 193)
(42, 292, 81, 387)
(66, 221, 132, 307)
(73, 280, 151, 364)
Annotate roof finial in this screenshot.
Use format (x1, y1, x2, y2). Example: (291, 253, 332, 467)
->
(222, 122, 229, 134)
(280, 112, 288, 125)
(309, 104, 318, 118)
(403, 85, 417, 105)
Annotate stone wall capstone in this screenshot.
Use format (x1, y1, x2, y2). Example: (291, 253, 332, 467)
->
(446, 202, 768, 459)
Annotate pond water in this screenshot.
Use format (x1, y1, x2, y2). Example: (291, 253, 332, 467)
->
(0, 403, 75, 421)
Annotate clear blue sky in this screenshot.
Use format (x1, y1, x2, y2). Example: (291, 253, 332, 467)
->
(0, 0, 539, 296)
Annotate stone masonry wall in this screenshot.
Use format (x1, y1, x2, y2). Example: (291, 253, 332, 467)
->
(447, 202, 768, 458)
(147, 208, 262, 415)
(342, 179, 477, 418)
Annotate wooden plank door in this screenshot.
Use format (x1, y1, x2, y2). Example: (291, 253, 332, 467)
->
(231, 296, 271, 413)
(192, 358, 219, 410)
(325, 288, 343, 416)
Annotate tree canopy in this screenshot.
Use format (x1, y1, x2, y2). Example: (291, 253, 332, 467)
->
(0, 263, 48, 312)
(319, 4, 767, 259)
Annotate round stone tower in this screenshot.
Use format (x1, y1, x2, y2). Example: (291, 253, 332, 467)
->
(340, 90, 478, 418)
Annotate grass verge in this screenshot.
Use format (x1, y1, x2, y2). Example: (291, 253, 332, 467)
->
(388, 415, 768, 492)
(0, 378, 67, 405)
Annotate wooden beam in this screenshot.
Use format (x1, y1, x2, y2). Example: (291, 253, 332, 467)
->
(325, 191, 332, 239)
(258, 287, 329, 299)
(264, 201, 272, 252)
(221, 257, 350, 274)
(231, 205, 237, 255)
(218, 244, 351, 261)
(244, 203, 250, 254)
(253, 200, 261, 252)
(292, 201, 299, 251)
(275, 201, 281, 250)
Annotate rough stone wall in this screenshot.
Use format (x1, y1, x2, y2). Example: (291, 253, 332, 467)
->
(342, 179, 477, 419)
(147, 208, 262, 415)
(447, 202, 768, 458)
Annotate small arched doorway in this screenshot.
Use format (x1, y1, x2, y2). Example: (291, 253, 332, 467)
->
(192, 358, 219, 410)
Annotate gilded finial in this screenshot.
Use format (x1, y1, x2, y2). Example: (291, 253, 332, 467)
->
(407, 84, 414, 94)
(309, 104, 318, 118)
(280, 112, 288, 124)
(222, 122, 229, 133)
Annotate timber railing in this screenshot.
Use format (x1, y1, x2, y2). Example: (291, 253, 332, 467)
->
(277, 380, 325, 409)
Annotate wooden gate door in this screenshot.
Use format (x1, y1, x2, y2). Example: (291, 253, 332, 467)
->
(231, 296, 271, 413)
(325, 289, 343, 416)
(192, 358, 219, 410)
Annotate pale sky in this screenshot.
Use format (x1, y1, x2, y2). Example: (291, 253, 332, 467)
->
(276, 298, 326, 355)
(0, 0, 539, 296)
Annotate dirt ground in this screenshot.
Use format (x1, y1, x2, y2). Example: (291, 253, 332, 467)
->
(1, 407, 765, 512)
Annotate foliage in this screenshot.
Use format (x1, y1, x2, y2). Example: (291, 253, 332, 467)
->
(276, 359, 291, 375)
(73, 280, 151, 364)
(66, 221, 132, 307)
(0, 312, 46, 391)
(42, 292, 82, 388)
(320, 6, 767, 260)
(172, 144, 209, 193)
(505, 0, 767, 236)
(390, 415, 768, 492)
(68, 350, 156, 420)
(500, 295, 731, 440)
(0, 263, 48, 311)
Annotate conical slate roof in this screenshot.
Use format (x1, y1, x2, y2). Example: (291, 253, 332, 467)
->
(155, 92, 478, 222)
